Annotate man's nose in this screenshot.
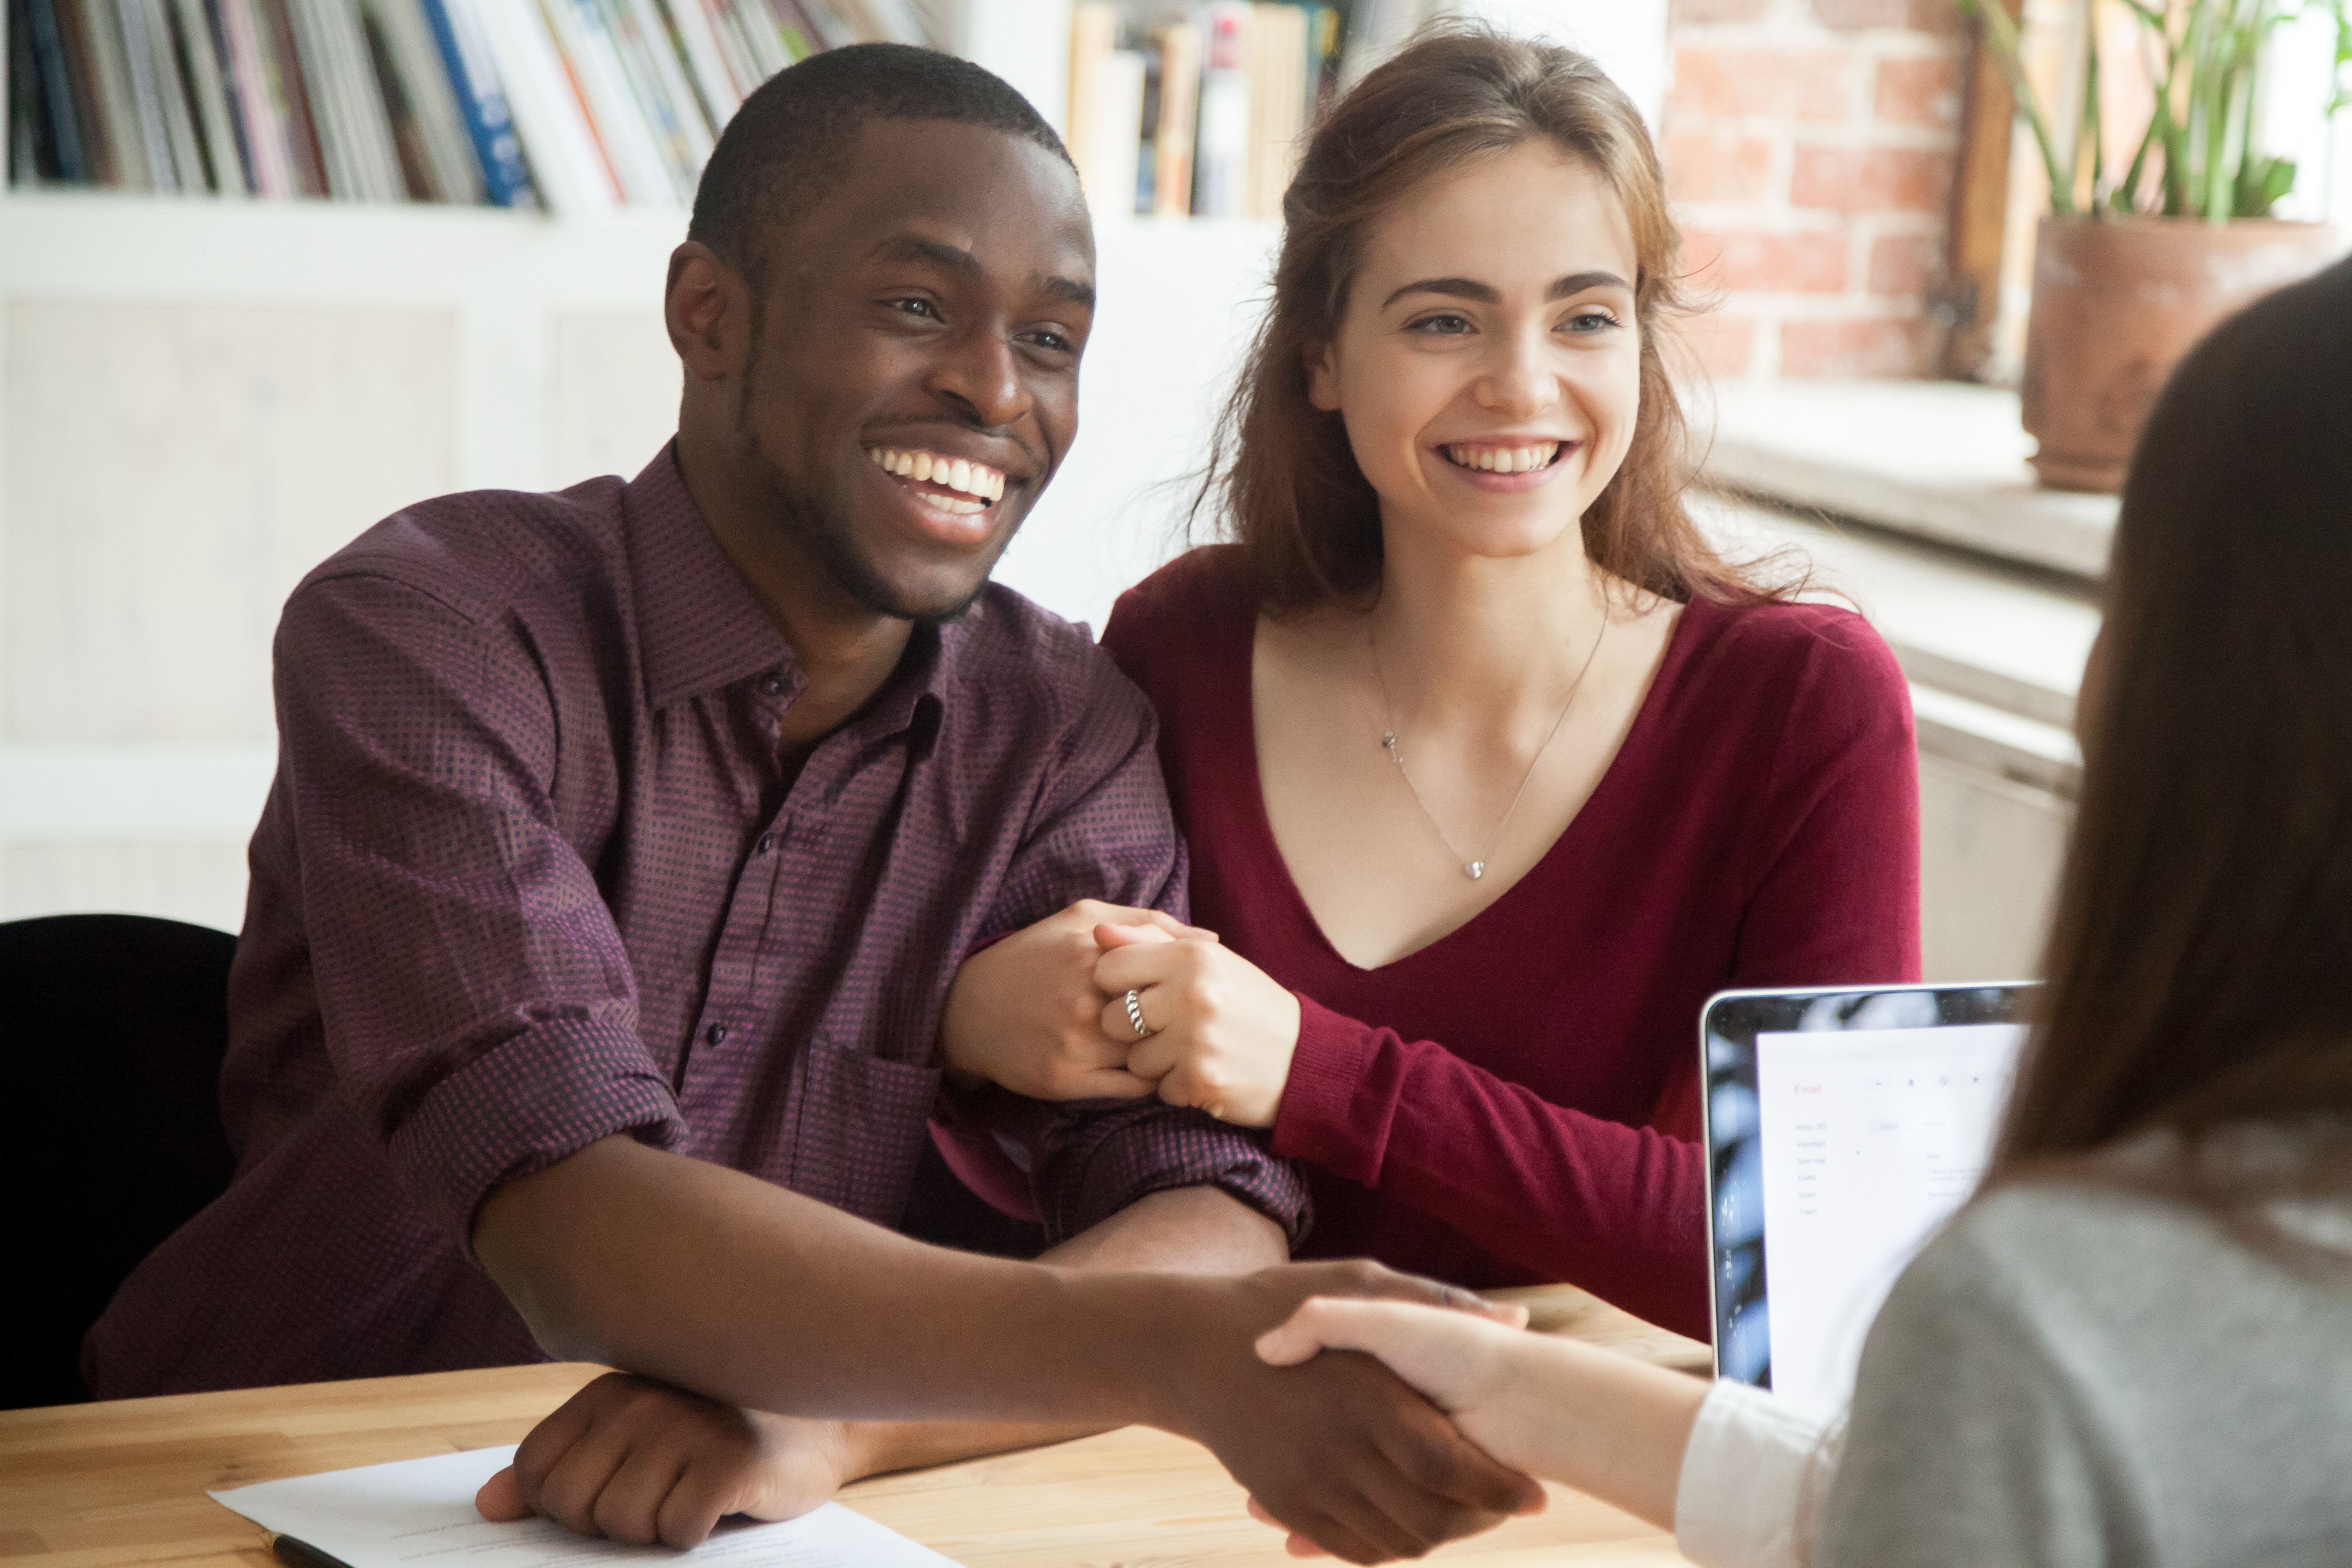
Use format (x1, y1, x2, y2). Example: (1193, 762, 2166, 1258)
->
(930, 328, 1031, 431)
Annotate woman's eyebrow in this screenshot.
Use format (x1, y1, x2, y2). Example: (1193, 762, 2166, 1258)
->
(1548, 270, 1630, 299)
(1380, 270, 1632, 310)
(1381, 276, 1499, 309)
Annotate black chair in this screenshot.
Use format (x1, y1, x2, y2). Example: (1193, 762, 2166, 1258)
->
(3, 913, 238, 1408)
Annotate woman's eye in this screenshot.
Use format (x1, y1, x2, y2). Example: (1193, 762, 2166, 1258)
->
(1560, 309, 1621, 335)
(1408, 313, 1474, 337)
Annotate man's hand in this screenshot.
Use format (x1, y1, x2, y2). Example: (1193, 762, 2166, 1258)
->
(1095, 933, 1303, 1127)
(1257, 1297, 1541, 1480)
(1258, 1293, 1711, 1539)
(476, 1372, 859, 1547)
(941, 899, 1212, 1100)
(1161, 1262, 1547, 1563)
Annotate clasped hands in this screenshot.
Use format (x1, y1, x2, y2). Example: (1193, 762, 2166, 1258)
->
(941, 897, 1304, 1127)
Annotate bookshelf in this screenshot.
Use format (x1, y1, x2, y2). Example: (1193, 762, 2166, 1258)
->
(0, 0, 1660, 931)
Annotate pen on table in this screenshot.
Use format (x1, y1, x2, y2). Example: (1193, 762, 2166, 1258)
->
(268, 1532, 357, 1568)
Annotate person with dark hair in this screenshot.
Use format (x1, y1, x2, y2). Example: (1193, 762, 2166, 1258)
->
(946, 26, 1919, 1342)
(83, 44, 1542, 1566)
(1251, 255, 2352, 1566)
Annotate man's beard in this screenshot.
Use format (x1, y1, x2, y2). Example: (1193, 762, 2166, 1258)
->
(732, 441, 995, 632)
(737, 374, 995, 624)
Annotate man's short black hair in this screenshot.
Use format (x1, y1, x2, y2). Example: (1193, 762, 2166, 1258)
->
(689, 44, 1074, 291)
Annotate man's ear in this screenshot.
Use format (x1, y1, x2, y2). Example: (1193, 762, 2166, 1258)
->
(1305, 340, 1341, 412)
(664, 242, 749, 383)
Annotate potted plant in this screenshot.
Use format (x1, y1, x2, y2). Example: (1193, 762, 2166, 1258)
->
(1958, 0, 2348, 491)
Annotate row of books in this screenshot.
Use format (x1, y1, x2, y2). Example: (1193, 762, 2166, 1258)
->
(5, 0, 939, 209)
(1068, 2, 1347, 221)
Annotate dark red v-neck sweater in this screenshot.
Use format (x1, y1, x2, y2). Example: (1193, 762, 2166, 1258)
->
(1100, 546, 1920, 1338)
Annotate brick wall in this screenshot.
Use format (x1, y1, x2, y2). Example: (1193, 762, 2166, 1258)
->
(1660, 0, 1971, 380)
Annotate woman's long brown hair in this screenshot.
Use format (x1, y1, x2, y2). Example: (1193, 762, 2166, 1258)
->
(1201, 25, 1784, 613)
(1991, 256, 2352, 1186)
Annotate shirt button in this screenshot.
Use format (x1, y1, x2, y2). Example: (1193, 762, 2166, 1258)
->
(760, 671, 787, 697)
(705, 1022, 730, 1046)
(757, 832, 777, 854)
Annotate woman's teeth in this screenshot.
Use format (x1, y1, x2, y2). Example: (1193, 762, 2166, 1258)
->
(1445, 442, 1561, 473)
(866, 446, 1007, 515)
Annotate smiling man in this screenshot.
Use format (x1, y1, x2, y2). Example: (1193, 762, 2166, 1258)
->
(81, 44, 1535, 1568)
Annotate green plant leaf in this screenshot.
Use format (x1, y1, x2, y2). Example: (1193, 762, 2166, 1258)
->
(2233, 153, 2297, 215)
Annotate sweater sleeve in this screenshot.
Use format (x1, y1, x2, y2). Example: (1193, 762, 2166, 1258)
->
(1271, 611, 1921, 1338)
(1276, 997, 1716, 1334)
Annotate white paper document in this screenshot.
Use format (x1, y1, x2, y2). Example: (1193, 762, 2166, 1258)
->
(210, 1445, 963, 1567)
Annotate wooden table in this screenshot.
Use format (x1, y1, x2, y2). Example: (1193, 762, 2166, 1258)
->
(0, 1286, 1708, 1567)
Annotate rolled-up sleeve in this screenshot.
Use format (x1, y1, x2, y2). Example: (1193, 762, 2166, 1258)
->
(278, 572, 686, 1252)
(971, 646, 1312, 1247)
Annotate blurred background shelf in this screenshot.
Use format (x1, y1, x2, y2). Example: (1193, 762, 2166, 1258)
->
(12, 0, 2285, 987)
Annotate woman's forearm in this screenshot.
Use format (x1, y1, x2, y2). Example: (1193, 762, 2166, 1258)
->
(1484, 1336, 1710, 1529)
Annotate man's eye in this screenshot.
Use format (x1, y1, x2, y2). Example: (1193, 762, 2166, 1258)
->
(891, 298, 941, 319)
(1024, 329, 1076, 353)
(1408, 314, 1473, 336)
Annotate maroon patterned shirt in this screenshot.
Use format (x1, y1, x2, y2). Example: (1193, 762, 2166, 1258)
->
(85, 447, 1306, 1398)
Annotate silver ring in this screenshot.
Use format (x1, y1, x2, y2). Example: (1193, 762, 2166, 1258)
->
(1123, 988, 1152, 1039)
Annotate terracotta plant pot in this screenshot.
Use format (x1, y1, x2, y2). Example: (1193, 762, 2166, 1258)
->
(2020, 216, 2342, 493)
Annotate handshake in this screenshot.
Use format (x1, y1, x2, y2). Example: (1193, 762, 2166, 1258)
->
(475, 1259, 1633, 1564)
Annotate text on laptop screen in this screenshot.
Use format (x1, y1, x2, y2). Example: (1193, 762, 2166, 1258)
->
(1754, 1022, 2025, 1413)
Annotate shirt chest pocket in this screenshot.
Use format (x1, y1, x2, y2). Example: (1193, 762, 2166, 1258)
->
(765, 1037, 942, 1229)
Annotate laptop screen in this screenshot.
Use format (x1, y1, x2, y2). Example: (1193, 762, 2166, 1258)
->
(1701, 984, 2035, 1415)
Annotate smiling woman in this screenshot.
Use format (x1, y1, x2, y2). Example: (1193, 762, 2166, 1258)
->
(944, 26, 1923, 1342)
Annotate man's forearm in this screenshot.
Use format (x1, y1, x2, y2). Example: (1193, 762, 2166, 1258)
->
(477, 1138, 1284, 1431)
(838, 1185, 1289, 1479)
(482, 1136, 1172, 1426)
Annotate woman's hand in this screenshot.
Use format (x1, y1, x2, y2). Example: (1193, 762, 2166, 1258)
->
(1250, 1297, 1540, 1558)
(1259, 1294, 1710, 1540)
(1094, 931, 1304, 1127)
(1256, 1297, 1532, 1447)
(941, 900, 1213, 1101)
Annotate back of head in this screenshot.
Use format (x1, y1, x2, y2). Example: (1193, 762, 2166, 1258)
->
(1998, 257, 2352, 1174)
(1213, 23, 1752, 611)
(689, 43, 1070, 295)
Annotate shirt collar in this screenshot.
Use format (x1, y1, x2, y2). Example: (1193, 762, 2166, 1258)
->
(624, 444, 797, 710)
(623, 443, 959, 743)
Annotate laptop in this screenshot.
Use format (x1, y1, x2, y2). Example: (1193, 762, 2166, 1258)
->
(1700, 982, 2037, 1416)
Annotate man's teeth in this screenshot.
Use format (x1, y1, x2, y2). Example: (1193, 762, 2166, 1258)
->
(866, 446, 1006, 505)
(1446, 442, 1561, 473)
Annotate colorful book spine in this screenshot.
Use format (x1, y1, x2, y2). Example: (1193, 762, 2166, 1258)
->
(1150, 18, 1199, 218)
(15, 0, 1179, 204)
(23, 0, 92, 180)
(197, 0, 260, 191)
(173, 0, 250, 191)
(1191, 1, 1249, 219)
(459, 0, 617, 213)
(255, 0, 332, 196)
(415, 0, 530, 205)
(215, 0, 295, 194)
(366, 0, 485, 203)
(660, 0, 739, 127)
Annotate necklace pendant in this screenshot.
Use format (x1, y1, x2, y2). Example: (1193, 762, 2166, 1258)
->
(1465, 860, 1485, 880)
(1381, 731, 1397, 752)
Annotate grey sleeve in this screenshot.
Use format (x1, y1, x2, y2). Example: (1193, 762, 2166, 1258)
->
(1812, 1220, 2155, 1568)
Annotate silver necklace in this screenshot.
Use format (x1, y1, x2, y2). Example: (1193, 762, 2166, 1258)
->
(1370, 612, 1609, 880)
